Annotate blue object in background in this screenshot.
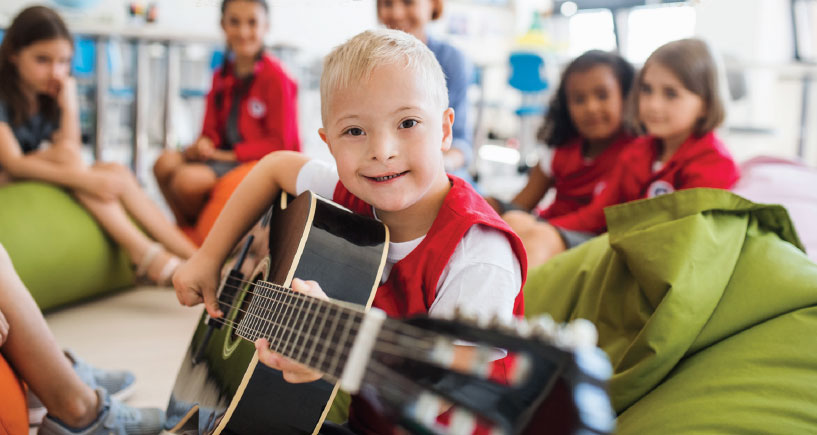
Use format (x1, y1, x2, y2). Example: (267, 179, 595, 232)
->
(72, 37, 96, 77)
(508, 51, 549, 117)
(0, 29, 4, 43)
(52, 0, 103, 9)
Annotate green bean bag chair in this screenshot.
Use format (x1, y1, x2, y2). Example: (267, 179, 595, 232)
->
(524, 188, 817, 434)
(0, 182, 134, 311)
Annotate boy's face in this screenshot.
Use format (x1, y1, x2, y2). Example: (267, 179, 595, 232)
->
(319, 62, 453, 214)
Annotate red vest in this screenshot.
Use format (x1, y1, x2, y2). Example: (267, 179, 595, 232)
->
(201, 53, 301, 162)
(333, 175, 527, 434)
(539, 133, 633, 219)
(549, 131, 739, 233)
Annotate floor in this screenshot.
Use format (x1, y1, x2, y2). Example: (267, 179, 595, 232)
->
(43, 286, 203, 411)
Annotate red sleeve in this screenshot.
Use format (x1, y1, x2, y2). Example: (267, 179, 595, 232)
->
(200, 71, 223, 149)
(233, 67, 301, 162)
(679, 153, 740, 190)
(548, 159, 628, 234)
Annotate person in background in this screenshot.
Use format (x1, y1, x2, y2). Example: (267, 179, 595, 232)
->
(153, 0, 300, 228)
(173, 29, 526, 434)
(486, 50, 635, 243)
(506, 38, 740, 268)
(0, 243, 164, 434)
(0, 6, 196, 285)
(377, 0, 474, 180)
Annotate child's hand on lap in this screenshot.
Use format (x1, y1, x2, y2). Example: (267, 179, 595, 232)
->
(255, 278, 327, 384)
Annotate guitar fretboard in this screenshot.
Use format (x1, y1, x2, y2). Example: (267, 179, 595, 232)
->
(235, 281, 367, 381)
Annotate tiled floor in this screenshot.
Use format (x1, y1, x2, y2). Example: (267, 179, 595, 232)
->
(44, 286, 203, 410)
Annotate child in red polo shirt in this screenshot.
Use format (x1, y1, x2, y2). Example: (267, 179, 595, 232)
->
(153, 0, 300, 227)
(173, 29, 526, 434)
(508, 38, 740, 268)
(487, 50, 635, 222)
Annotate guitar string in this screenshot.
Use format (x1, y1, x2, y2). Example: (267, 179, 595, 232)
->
(214, 279, 438, 344)
(198, 293, 439, 371)
(201, 313, 442, 377)
(201, 295, 435, 355)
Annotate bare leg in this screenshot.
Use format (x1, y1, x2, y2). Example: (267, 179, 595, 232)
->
(502, 211, 566, 269)
(168, 163, 218, 225)
(75, 190, 179, 282)
(0, 245, 100, 428)
(153, 150, 189, 227)
(92, 162, 196, 258)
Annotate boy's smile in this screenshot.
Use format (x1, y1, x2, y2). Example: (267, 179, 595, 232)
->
(319, 62, 454, 240)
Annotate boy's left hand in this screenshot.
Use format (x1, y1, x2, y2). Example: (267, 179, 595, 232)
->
(254, 278, 326, 383)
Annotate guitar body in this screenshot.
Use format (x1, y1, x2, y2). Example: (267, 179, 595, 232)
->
(165, 192, 389, 435)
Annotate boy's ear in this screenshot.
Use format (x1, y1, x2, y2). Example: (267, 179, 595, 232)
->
(440, 108, 454, 152)
(318, 127, 334, 155)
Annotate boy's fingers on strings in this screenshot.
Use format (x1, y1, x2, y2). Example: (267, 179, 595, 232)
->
(291, 278, 328, 300)
(255, 339, 322, 383)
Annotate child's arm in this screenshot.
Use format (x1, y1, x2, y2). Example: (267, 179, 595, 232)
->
(49, 76, 81, 149)
(173, 150, 310, 317)
(509, 165, 552, 211)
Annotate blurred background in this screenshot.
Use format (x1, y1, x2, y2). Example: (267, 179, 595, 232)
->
(1, 0, 815, 200)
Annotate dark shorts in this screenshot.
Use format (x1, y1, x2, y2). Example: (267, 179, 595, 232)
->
(205, 160, 241, 178)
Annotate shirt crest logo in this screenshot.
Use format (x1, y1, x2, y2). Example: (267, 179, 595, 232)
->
(248, 97, 266, 118)
(647, 180, 675, 198)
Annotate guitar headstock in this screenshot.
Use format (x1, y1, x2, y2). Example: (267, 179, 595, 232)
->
(358, 312, 615, 435)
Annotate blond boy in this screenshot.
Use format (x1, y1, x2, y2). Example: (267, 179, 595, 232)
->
(174, 29, 526, 433)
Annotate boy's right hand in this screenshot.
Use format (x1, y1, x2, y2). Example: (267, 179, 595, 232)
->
(173, 253, 223, 318)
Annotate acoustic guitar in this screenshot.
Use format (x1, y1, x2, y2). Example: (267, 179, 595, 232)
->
(164, 191, 614, 435)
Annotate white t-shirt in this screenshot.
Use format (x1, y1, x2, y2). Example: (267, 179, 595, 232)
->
(295, 159, 522, 325)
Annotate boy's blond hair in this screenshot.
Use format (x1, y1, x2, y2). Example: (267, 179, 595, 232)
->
(320, 29, 448, 125)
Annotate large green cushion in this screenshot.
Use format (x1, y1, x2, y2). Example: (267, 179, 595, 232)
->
(524, 188, 817, 433)
(0, 182, 134, 311)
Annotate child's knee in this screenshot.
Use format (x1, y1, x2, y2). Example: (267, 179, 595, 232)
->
(153, 151, 183, 181)
(170, 167, 216, 197)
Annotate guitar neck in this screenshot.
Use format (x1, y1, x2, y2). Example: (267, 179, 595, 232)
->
(233, 280, 370, 382)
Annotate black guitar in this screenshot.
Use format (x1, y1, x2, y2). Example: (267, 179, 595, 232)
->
(164, 191, 614, 435)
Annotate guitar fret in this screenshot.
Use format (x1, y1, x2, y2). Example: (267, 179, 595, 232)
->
(315, 303, 343, 375)
(325, 308, 355, 379)
(296, 298, 320, 365)
(260, 283, 275, 341)
(269, 284, 291, 352)
(306, 303, 330, 370)
(283, 291, 308, 359)
(274, 285, 298, 354)
(265, 283, 286, 346)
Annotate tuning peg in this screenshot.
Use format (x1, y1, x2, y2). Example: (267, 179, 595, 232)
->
(531, 314, 557, 341)
(509, 353, 531, 386)
(449, 408, 477, 435)
(413, 392, 442, 426)
(513, 317, 533, 338)
(429, 337, 455, 367)
(468, 346, 495, 378)
(560, 318, 598, 349)
(453, 306, 479, 325)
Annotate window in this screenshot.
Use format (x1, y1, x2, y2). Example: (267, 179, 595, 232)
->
(568, 9, 617, 57)
(625, 4, 696, 62)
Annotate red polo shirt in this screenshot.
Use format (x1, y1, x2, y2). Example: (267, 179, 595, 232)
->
(200, 53, 300, 161)
(549, 131, 740, 233)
